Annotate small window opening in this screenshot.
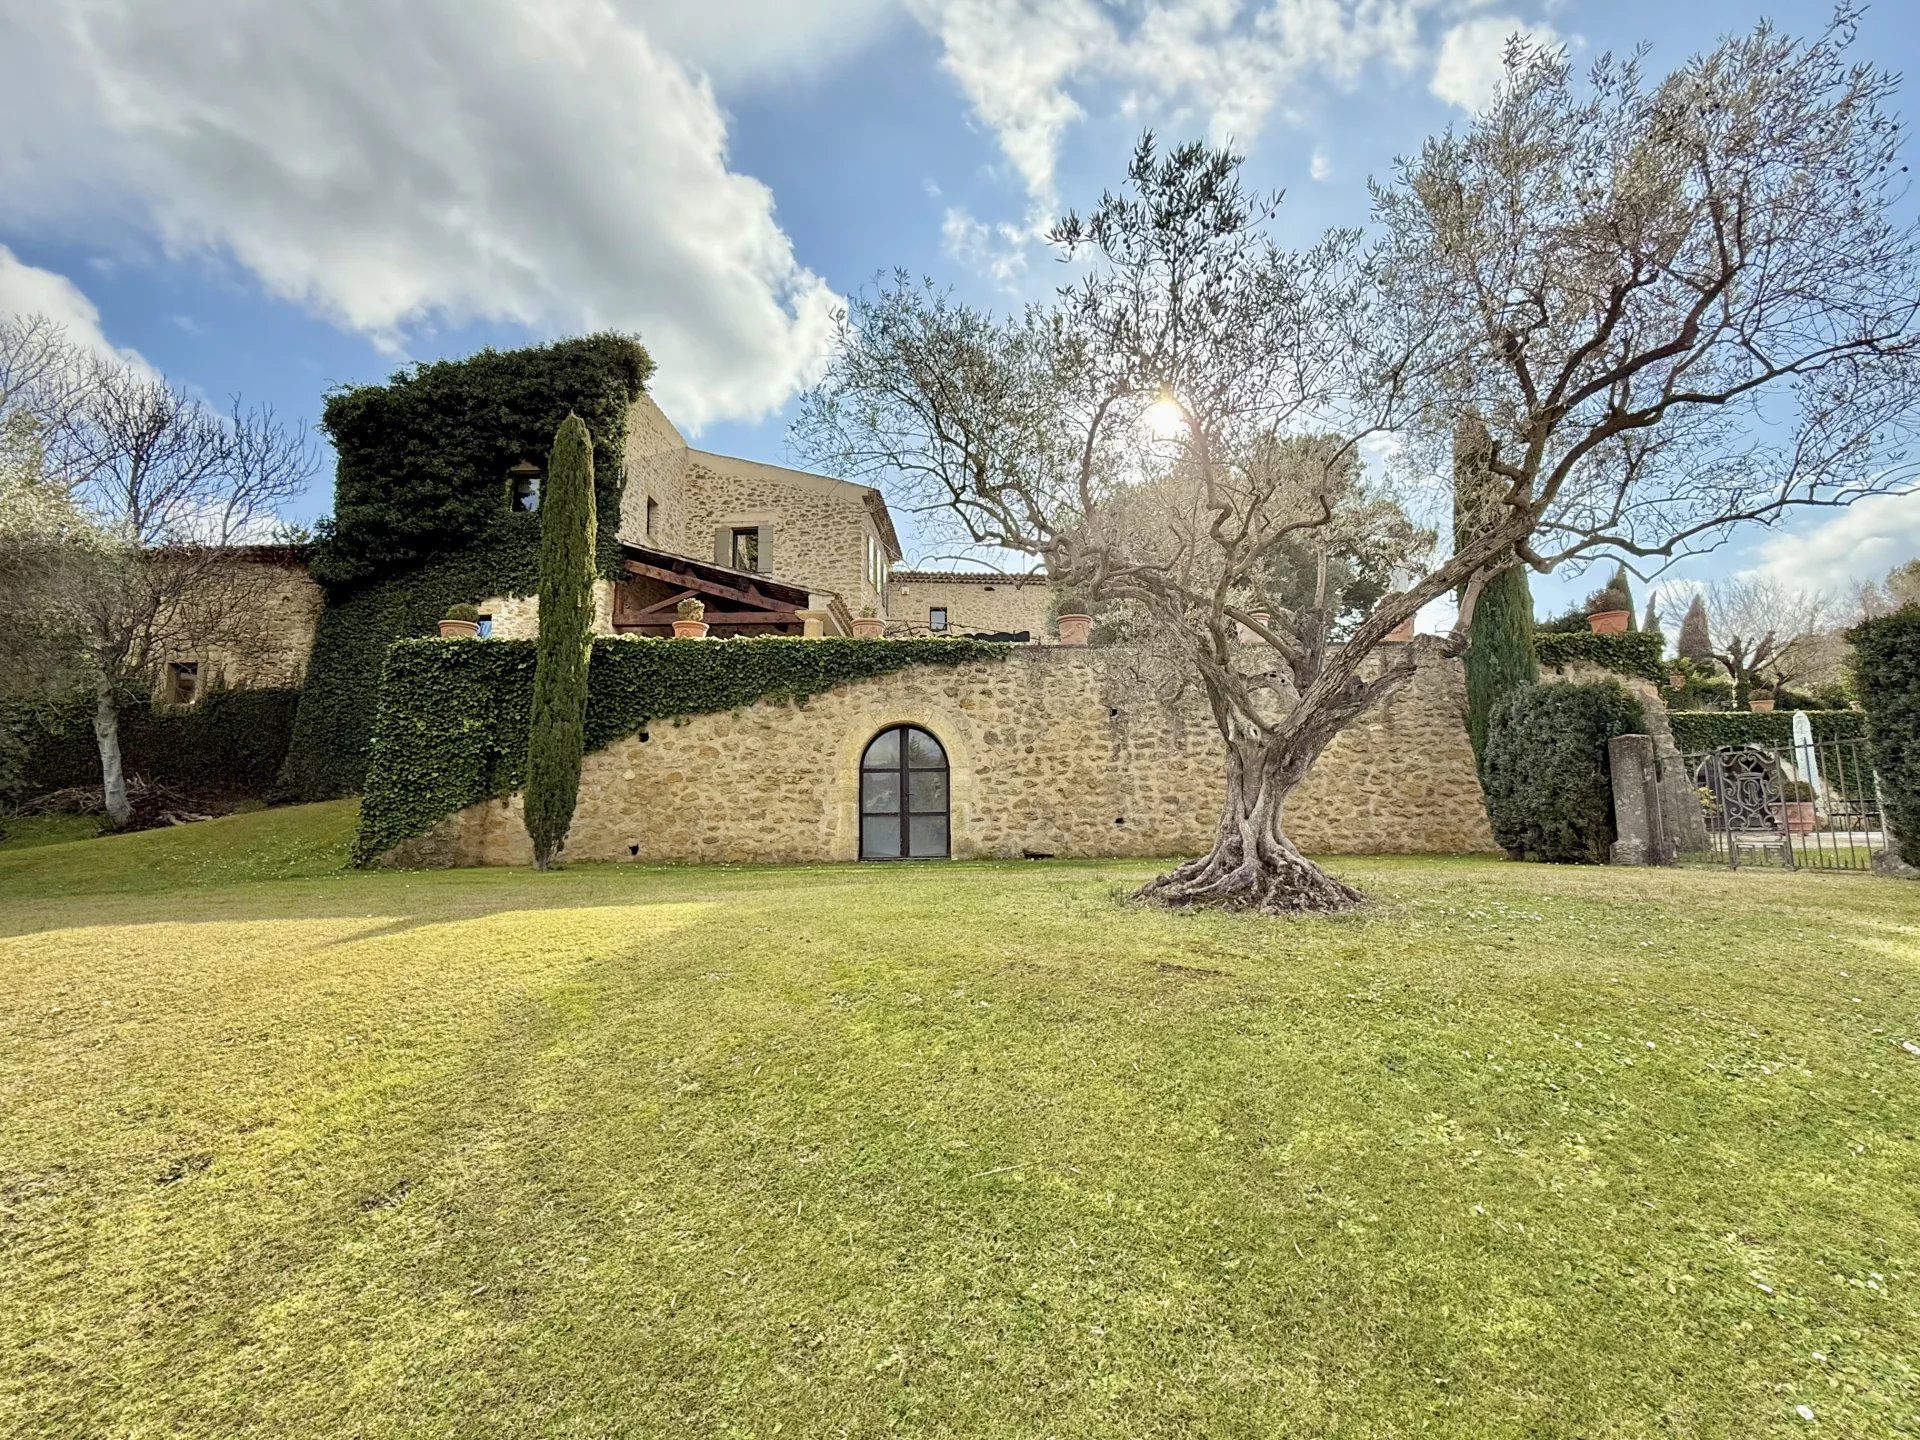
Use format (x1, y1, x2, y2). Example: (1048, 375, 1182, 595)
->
(646, 496, 660, 538)
(929, 607, 949, 633)
(476, 614, 493, 639)
(507, 458, 542, 512)
(731, 526, 761, 573)
(165, 660, 200, 705)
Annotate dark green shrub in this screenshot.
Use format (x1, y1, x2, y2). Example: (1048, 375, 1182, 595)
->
(1451, 419, 1538, 766)
(1585, 583, 1631, 616)
(1666, 710, 1866, 751)
(1536, 605, 1590, 634)
(1849, 605, 1920, 866)
(3, 688, 302, 805)
(443, 603, 481, 623)
(354, 636, 1008, 863)
(523, 415, 597, 870)
(1481, 680, 1646, 864)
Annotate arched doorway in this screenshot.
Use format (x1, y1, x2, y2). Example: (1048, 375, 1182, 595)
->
(860, 724, 950, 859)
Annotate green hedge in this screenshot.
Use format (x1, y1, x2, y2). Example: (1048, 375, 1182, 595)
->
(283, 337, 652, 802)
(2, 688, 302, 806)
(1534, 629, 1666, 683)
(1481, 680, 1646, 864)
(1667, 710, 1867, 752)
(354, 636, 1007, 863)
(1851, 607, 1920, 866)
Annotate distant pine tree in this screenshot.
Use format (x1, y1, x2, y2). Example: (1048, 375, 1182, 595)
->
(1452, 416, 1538, 765)
(1676, 594, 1712, 665)
(1641, 595, 1662, 637)
(523, 413, 597, 871)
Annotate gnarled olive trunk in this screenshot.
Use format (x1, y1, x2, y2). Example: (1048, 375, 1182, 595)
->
(92, 685, 131, 829)
(1133, 735, 1363, 915)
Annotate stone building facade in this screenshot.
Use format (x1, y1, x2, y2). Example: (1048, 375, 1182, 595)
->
(157, 548, 326, 699)
(885, 571, 1056, 638)
(388, 641, 1497, 867)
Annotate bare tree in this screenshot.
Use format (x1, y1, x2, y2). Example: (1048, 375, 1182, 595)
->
(801, 14, 1920, 914)
(1665, 578, 1836, 704)
(1, 323, 314, 824)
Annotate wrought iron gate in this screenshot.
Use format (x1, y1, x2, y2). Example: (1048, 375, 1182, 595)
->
(1678, 734, 1892, 872)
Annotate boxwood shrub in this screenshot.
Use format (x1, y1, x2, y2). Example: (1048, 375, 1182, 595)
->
(1533, 629, 1666, 683)
(354, 635, 1007, 864)
(1480, 680, 1646, 864)
(1850, 607, 1920, 866)
(1666, 710, 1867, 752)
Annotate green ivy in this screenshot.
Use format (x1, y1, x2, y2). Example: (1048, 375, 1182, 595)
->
(1667, 710, 1867, 752)
(282, 336, 652, 801)
(1849, 607, 1920, 866)
(1534, 629, 1666, 683)
(2, 688, 302, 806)
(353, 636, 1007, 864)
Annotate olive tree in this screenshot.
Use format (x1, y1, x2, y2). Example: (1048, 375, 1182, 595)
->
(799, 14, 1920, 914)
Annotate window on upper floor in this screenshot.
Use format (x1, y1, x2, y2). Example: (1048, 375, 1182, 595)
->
(929, 607, 948, 633)
(164, 660, 200, 705)
(507, 458, 541, 512)
(646, 496, 660, 539)
(476, 613, 493, 639)
(731, 526, 761, 573)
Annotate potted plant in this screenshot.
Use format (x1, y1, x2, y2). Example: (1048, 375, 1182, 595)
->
(1775, 777, 1816, 834)
(852, 605, 886, 639)
(1748, 687, 1775, 713)
(1056, 595, 1094, 647)
(438, 603, 481, 639)
(1585, 583, 1632, 634)
(672, 596, 709, 639)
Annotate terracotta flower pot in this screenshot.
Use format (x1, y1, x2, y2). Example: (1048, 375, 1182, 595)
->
(437, 618, 479, 639)
(851, 618, 886, 639)
(1587, 609, 1630, 634)
(1057, 613, 1093, 647)
(1384, 616, 1417, 643)
(1775, 800, 1816, 834)
(671, 619, 710, 639)
(1748, 694, 1775, 713)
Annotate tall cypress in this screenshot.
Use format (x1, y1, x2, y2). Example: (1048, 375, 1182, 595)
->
(1676, 594, 1712, 666)
(523, 413, 597, 870)
(1611, 563, 1638, 629)
(1453, 415, 1539, 765)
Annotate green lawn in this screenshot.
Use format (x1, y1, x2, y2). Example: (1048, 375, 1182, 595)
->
(2, 806, 1917, 1438)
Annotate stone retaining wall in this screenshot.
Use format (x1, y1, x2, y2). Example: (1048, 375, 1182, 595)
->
(394, 641, 1495, 867)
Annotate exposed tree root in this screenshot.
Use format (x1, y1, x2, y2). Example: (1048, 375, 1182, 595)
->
(1133, 835, 1364, 916)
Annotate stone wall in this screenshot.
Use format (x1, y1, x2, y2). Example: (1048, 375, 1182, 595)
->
(886, 574, 1056, 639)
(162, 555, 325, 691)
(473, 584, 618, 642)
(683, 454, 889, 614)
(617, 395, 691, 553)
(397, 640, 1496, 867)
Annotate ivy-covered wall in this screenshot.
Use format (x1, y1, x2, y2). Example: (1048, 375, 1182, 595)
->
(353, 636, 1007, 863)
(282, 335, 653, 800)
(2, 689, 302, 805)
(1667, 710, 1867, 752)
(1534, 630, 1665, 684)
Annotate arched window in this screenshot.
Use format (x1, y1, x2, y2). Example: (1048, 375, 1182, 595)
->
(860, 724, 949, 860)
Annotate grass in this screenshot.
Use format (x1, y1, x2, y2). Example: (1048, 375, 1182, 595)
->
(0, 812, 102, 851)
(2, 806, 1917, 1438)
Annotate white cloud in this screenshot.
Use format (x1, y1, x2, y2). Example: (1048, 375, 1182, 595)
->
(627, 0, 899, 88)
(1746, 490, 1920, 593)
(1430, 15, 1559, 112)
(912, 0, 1440, 213)
(940, 207, 1031, 289)
(1309, 147, 1332, 181)
(0, 0, 842, 429)
(0, 244, 149, 372)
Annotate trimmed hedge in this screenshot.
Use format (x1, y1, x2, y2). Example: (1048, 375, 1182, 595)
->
(1851, 607, 1920, 866)
(1481, 680, 1646, 864)
(2, 688, 302, 805)
(1534, 629, 1666, 683)
(354, 636, 1007, 864)
(1667, 710, 1867, 752)
(283, 336, 652, 801)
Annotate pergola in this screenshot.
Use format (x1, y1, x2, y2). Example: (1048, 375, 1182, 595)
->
(611, 542, 813, 638)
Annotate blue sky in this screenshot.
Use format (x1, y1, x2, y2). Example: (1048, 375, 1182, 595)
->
(3, 0, 1916, 619)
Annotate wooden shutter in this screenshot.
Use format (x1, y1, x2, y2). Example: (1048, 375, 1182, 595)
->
(756, 525, 774, 577)
(714, 526, 730, 567)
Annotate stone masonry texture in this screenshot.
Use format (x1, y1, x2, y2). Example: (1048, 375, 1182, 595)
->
(391, 640, 1497, 867)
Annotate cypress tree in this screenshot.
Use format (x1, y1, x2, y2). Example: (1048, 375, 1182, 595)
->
(523, 413, 597, 870)
(1453, 415, 1539, 765)
(1641, 595, 1662, 639)
(1611, 563, 1637, 629)
(1676, 594, 1712, 665)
